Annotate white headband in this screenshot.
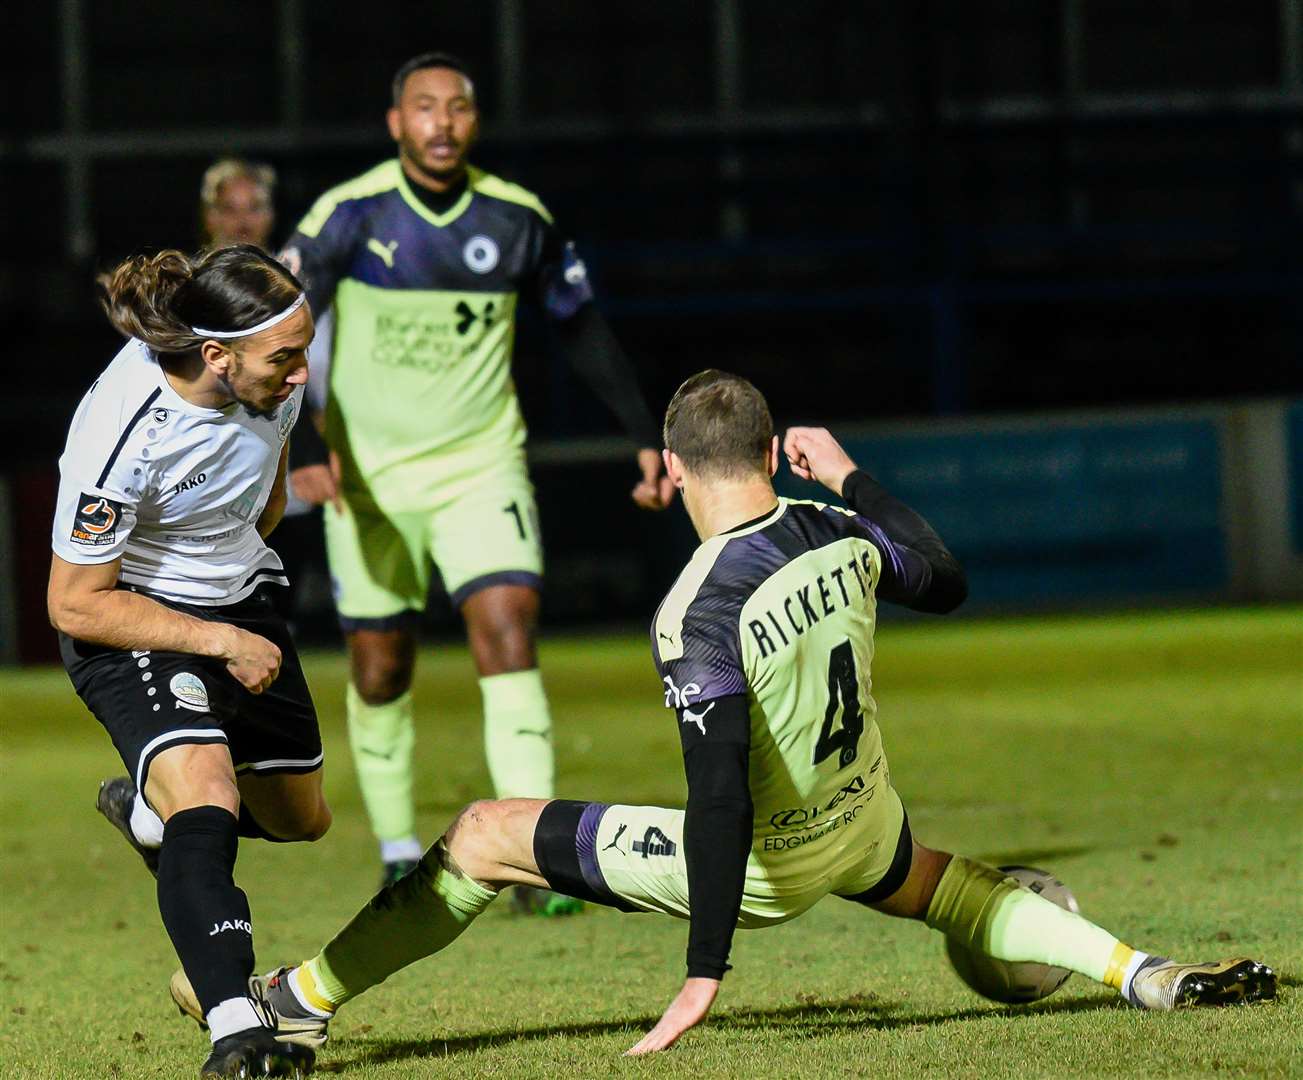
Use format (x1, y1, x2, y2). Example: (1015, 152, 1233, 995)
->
(192, 292, 306, 339)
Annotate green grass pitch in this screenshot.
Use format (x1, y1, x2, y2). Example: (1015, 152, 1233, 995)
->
(1, 606, 1299, 1078)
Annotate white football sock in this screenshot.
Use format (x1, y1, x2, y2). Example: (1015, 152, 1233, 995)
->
(129, 794, 164, 848)
(380, 836, 422, 864)
(206, 996, 268, 1042)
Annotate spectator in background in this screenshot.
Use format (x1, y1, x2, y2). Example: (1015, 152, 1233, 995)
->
(199, 157, 331, 628)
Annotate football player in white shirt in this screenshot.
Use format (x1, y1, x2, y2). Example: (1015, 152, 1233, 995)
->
(48, 244, 326, 1078)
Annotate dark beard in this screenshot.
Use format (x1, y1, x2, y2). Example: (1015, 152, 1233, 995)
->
(218, 373, 277, 419)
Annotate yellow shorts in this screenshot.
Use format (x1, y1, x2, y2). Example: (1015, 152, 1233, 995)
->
(325, 458, 543, 623)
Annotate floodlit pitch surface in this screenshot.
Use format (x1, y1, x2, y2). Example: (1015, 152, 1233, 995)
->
(1, 606, 1298, 1079)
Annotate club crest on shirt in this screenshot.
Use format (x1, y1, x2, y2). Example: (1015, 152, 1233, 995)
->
(462, 235, 499, 274)
(69, 492, 123, 547)
(277, 398, 297, 440)
(169, 672, 210, 712)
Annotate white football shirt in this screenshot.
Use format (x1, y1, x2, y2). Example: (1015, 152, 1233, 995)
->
(52, 339, 301, 605)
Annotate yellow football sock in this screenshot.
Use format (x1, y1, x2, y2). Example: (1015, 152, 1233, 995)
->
(346, 684, 417, 843)
(481, 670, 554, 799)
(926, 856, 1133, 987)
(304, 841, 497, 1009)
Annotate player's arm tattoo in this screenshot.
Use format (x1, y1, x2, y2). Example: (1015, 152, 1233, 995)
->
(678, 692, 752, 980)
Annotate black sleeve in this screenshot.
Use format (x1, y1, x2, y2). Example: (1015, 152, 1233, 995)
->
(551, 304, 661, 449)
(678, 693, 753, 980)
(842, 469, 968, 614)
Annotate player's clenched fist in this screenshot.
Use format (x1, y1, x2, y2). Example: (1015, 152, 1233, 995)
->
(219, 626, 283, 693)
(783, 426, 858, 495)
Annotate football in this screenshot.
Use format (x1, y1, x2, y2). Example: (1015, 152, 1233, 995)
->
(945, 865, 1080, 1004)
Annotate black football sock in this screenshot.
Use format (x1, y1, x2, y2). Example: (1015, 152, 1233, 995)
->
(156, 806, 258, 1037)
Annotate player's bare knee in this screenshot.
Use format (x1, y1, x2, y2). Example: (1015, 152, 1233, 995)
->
(152, 776, 241, 822)
(444, 799, 512, 881)
(467, 616, 535, 673)
(349, 630, 415, 703)
(353, 655, 414, 703)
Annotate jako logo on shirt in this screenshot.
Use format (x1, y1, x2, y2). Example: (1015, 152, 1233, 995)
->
(169, 672, 210, 712)
(463, 235, 499, 274)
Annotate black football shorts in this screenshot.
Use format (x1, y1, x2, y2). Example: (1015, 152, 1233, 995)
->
(60, 586, 322, 797)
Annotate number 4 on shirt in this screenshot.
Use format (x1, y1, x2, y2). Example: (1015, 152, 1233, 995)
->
(813, 640, 864, 768)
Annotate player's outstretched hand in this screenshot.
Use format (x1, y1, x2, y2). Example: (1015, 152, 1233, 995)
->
(625, 977, 719, 1056)
(631, 447, 676, 511)
(783, 426, 858, 496)
(289, 451, 342, 512)
(220, 627, 282, 694)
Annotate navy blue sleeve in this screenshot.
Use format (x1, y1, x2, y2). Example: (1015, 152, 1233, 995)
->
(281, 201, 359, 321)
(551, 305, 660, 448)
(528, 217, 594, 322)
(840, 469, 967, 614)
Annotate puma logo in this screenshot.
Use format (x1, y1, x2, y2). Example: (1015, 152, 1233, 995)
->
(681, 701, 715, 735)
(603, 823, 628, 853)
(515, 728, 550, 740)
(658, 631, 676, 644)
(367, 238, 399, 268)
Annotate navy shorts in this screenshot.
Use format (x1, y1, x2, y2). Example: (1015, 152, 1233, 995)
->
(60, 587, 322, 797)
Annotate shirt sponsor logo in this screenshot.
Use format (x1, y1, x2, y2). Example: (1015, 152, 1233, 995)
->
(463, 234, 499, 274)
(662, 674, 701, 709)
(169, 672, 210, 712)
(768, 774, 872, 831)
(762, 803, 869, 852)
(69, 493, 123, 547)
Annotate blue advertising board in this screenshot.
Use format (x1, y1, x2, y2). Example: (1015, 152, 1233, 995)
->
(777, 417, 1227, 606)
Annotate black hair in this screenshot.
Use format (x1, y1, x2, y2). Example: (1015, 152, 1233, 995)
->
(98, 245, 304, 354)
(391, 51, 476, 106)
